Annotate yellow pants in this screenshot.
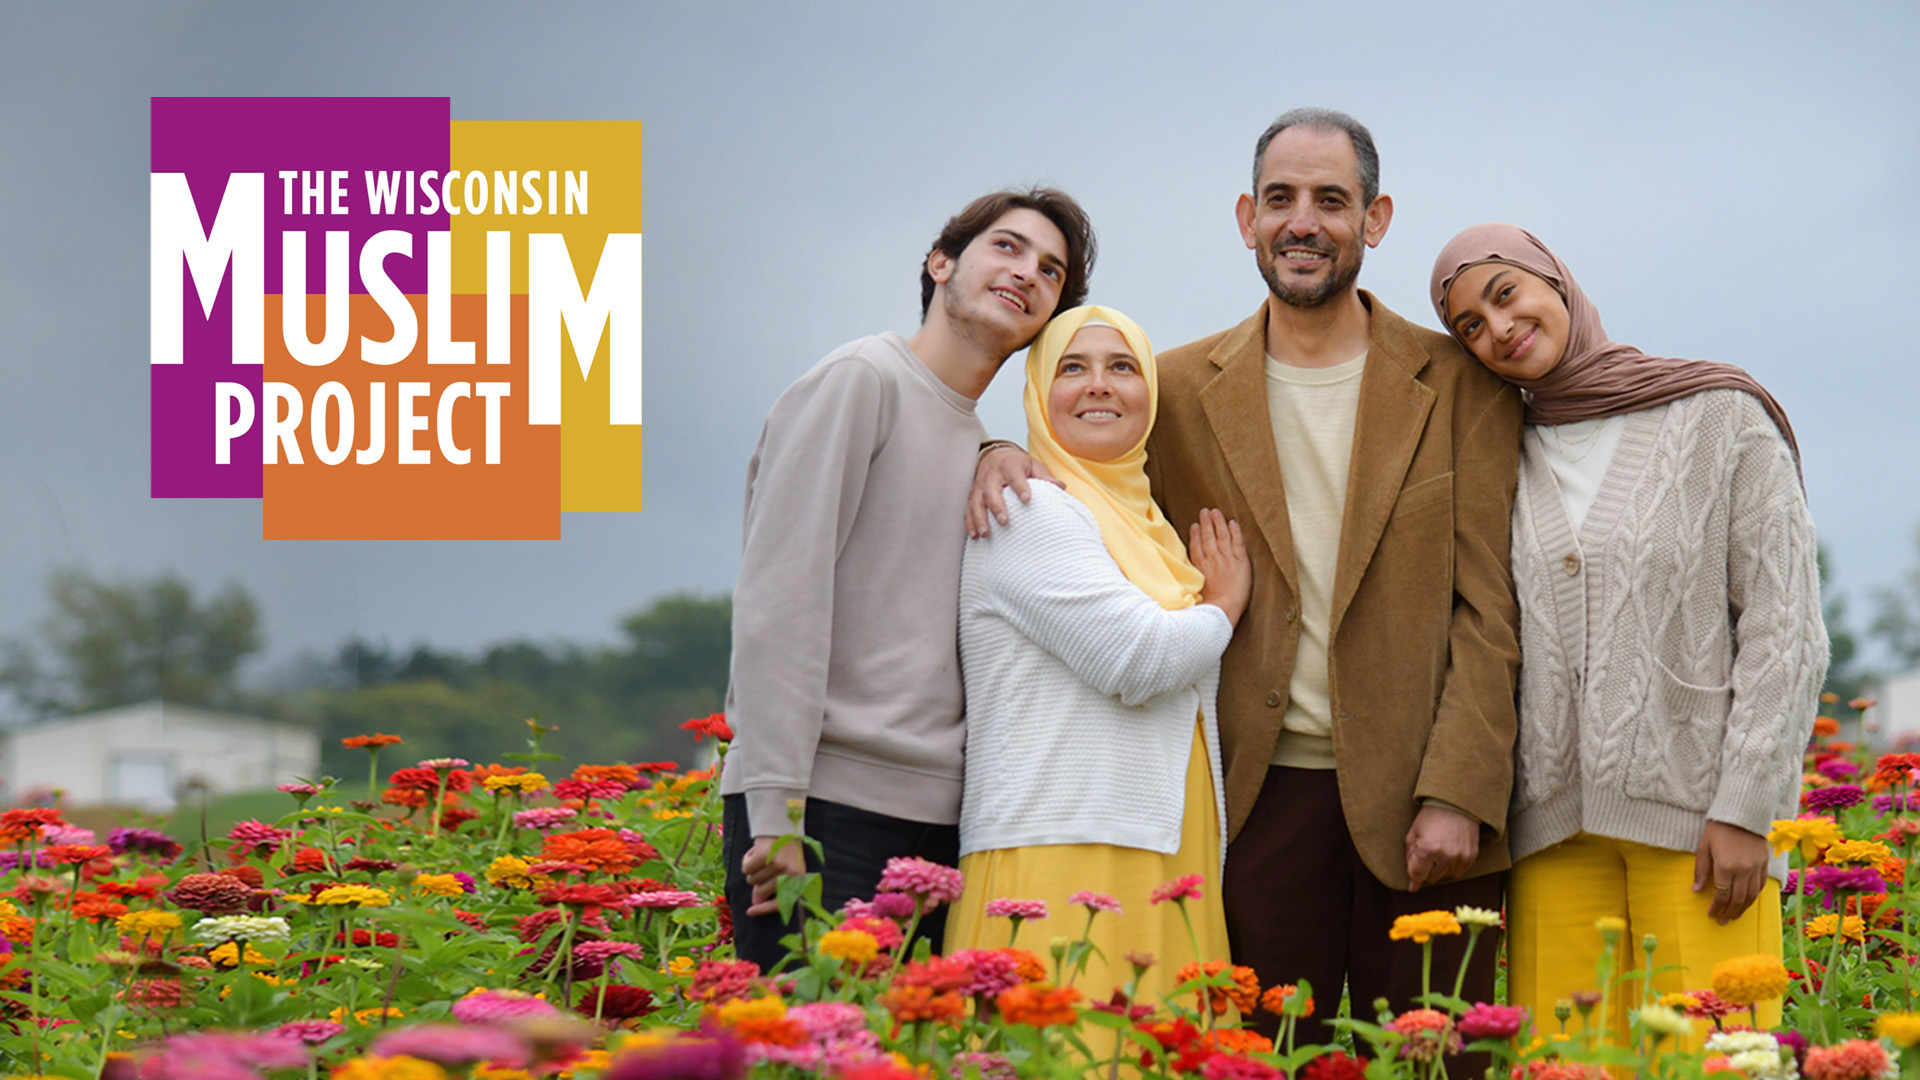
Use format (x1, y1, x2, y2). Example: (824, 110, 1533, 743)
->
(1508, 833, 1782, 1048)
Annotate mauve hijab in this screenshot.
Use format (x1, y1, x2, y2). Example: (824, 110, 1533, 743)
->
(1429, 223, 1799, 467)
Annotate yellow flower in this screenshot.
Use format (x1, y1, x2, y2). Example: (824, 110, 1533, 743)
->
(332, 1056, 449, 1080)
(667, 956, 696, 977)
(117, 910, 183, 941)
(1768, 817, 1843, 860)
(1804, 914, 1867, 942)
(714, 995, 786, 1026)
(482, 772, 549, 794)
(486, 855, 545, 890)
(818, 928, 880, 967)
(329, 1005, 407, 1025)
(208, 942, 273, 967)
(1388, 910, 1462, 944)
(1659, 992, 1700, 1010)
(0, 899, 18, 918)
(1594, 916, 1627, 942)
(1633, 1004, 1693, 1039)
(1878, 1013, 1920, 1048)
(554, 1050, 611, 1078)
(474, 1067, 538, 1080)
(412, 873, 466, 899)
(1824, 840, 1895, 867)
(1710, 954, 1791, 1005)
(312, 884, 392, 908)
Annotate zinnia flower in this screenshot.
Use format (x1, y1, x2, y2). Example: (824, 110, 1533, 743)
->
(1456, 1002, 1526, 1039)
(1300, 1052, 1370, 1080)
(579, 983, 658, 1020)
(995, 983, 1081, 1026)
(450, 988, 560, 1024)
(1389, 1008, 1461, 1062)
(1877, 1012, 1920, 1048)
(1389, 910, 1462, 943)
(818, 928, 880, 967)
(165, 872, 253, 914)
(983, 897, 1049, 921)
(1803, 1039, 1892, 1080)
(192, 915, 291, 944)
(1150, 874, 1205, 905)
(1709, 954, 1791, 1005)
(1770, 817, 1845, 860)
(875, 857, 965, 906)
(681, 713, 734, 741)
(1069, 890, 1122, 914)
(1805, 785, 1866, 811)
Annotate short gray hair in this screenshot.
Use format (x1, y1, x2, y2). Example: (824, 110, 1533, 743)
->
(1252, 108, 1380, 206)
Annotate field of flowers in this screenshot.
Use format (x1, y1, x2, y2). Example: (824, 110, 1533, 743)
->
(1, 700, 1917, 1080)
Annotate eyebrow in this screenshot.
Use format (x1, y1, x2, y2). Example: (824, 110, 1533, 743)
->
(1449, 269, 1513, 332)
(1259, 181, 1353, 201)
(993, 227, 1068, 275)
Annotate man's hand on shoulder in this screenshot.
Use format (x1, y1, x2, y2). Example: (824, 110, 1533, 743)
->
(966, 446, 1061, 539)
(742, 834, 808, 917)
(1405, 804, 1480, 892)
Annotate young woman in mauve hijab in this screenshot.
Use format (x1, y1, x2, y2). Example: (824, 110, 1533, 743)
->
(945, 304, 1250, 1009)
(1431, 224, 1826, 1042)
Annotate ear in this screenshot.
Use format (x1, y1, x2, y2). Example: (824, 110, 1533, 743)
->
(926, 248, 955, 287)
(1363, 193, 1393, 248)
(1235, 193, 1258, 250)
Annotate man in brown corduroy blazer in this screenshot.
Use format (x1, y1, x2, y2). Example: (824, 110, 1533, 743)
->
(1144, 109, 1521, 1043)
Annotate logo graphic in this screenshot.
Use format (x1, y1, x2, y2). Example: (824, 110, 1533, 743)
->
(150, 98, 642, 539)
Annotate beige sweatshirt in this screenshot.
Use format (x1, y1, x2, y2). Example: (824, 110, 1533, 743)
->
(720, 333, 986, 837)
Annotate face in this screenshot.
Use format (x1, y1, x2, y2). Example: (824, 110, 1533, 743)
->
(1045, 325, 1150, 462)
(925, 207, 1069, 355)
(1235, 127, 1392, 309)
(1443, 263, 1571, 382)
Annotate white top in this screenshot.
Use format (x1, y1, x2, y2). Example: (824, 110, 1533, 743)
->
(1508, 390, 1826, 880)
(1531, 415, 1626, 533)
(957, 483, 1231, 859)
(1263, 351, 1366, 764)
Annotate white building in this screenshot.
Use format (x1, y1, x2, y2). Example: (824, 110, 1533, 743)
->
(0, 701, 319, 810)
(1879, 669, 1920, 749)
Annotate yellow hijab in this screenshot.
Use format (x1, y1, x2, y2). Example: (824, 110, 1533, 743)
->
(1023, 305, 1205, 611)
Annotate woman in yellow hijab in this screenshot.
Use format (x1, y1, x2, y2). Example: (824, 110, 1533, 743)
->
(946, 305, 1251, 1010)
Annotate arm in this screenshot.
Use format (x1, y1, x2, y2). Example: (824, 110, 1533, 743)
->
(966, 445, 1060, 538)
(727, 358, 890, 841)
(1700, 402, 1827, 918)
(1411, 385, 1522, 829)
(977, 487, 1233, 706)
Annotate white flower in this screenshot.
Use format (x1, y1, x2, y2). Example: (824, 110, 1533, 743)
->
(1708, 1031, 1780, 1056)
(1453, 905, 1503, 929)
(1632, 1005, 1693, 1039)
(1727, 1049, 1795, 1080)
(191, 915, 291, 945)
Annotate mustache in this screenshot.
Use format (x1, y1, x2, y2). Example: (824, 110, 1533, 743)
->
(1270, 234, 1335, 257)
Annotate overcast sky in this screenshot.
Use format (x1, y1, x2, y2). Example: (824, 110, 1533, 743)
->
(2, 1, 1916, 690)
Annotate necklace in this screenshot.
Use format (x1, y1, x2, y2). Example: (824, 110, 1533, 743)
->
(1548, 420, 1606, 463)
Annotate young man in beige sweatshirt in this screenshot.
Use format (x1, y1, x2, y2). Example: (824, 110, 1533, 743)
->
(720, 188, 1095, 970)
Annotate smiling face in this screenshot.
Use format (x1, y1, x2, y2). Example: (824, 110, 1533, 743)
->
(1443, 262, 1572, 382)
(925, 207, 1069, 357)
(1045, 324, 1150, 462)
(1236, 126, 1392, 309)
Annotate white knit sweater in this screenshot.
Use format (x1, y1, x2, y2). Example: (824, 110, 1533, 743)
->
(1509, 389, 1828, 879)
(958, 484, 1232, 859)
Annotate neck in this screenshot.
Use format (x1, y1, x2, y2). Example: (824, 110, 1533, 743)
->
(1263, 288, 1371, 369)
(907, 315, 1009, 401)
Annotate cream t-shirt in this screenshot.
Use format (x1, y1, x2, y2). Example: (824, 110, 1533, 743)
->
(1264, 350, 1366, 769)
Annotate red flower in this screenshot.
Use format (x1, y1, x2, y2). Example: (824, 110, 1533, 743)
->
(290, 847, 332, 874)
(681, 713, 734, 742)
(1301, 1052, 1371, 1080)
(43, 844, 112, 866)
(452, 909, 489, 933)
(577, 984, 657, 1020)
(342, 734, 403, 749)
(1150, 874, 1205, 905)
(539, 883, 633, 915)
(688, 959, 762, 1004)
(633, 760, 681, 773)
(166, 872, 252, 914)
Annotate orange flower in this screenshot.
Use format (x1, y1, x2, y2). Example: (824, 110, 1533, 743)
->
(1813, 717, 1840, 737)
(1175, 959, 1259, 1015)
(342, 734, 403, 749)
(541, 829, 637, 874)
(996, 983, 1082, 1026)
(71, 897, 129, 922)
(1001, 948, 1049, 984)
(1201, 1028, 1274, 1055)
(572, 764, 641, 787)
(1261, 983, 1314, 1017)
(883, 984, 965, 1025)
(0, 808, 65, 846)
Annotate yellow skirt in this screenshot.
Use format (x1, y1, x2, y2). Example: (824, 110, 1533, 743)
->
(945, 719, 1230, 1010)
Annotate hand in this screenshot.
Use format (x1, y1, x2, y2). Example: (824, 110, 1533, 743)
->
(966, 446, 1061, 539)
(1405, 804, 1480, 892)
(1190, 508, 1251, 627)
(1694, 820, 1769, 925)
(742, 834, 808, 917)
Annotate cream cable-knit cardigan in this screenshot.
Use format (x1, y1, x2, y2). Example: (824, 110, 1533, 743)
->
(958, 483, 1232, 860)
(1509, 389, 1827, 880)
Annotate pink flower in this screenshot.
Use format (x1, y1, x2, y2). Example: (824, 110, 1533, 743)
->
(983, 898, 1049, 921)
(787, 1002, 868, 1041)
(42, 824, 98, 845)
(270, 1019, 346, 1044)
(1457, 1002, 1528, 1040)
(574, 940, 646, 963)
(1204, 1056, 1284, 1080)
(371, 1024, 530, 1066)
(843, 892, 918, 921)
(1150, 874, 1205, 905)
(876, 857, 965, 907)
(277, 783, 323, 797)
(629, 889, 705, 909)
(417, 757, 471, 769)
(225, 819, 292, 854)
(1389, 1009, 1461, 1063)
(139, 1032, 309, 1080)
(1069, 890, 1123, 914)
(451, 988, 561, 1024)
(952, 1051, 1018, 1080)
(949, 949, 1023, 998)
(1804, 1040, 1893, 1080)
(514, 807, 579, 830)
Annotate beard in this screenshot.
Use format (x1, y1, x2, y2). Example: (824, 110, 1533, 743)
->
(1257, 235, 1363, 309)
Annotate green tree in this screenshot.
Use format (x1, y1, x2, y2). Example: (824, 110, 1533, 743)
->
(1870, 523, 1920, 671)
(1820, 544, 1871, 701)
(1, 569, 262, 715)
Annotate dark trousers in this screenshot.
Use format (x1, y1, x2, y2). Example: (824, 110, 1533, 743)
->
(1225, 767, 1502, 1071)
(723, 793, 959, 973)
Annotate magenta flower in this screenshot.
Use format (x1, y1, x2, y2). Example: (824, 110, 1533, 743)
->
(603, 1030, 747, 1080)
(139, 1032, 310, 1080)
(629, 889, 705, 909)
(1806, 785, 1866, 811)
(1806, 865, 1888, 908)
(108, 826, 183, 859)
(1457, 1002, 1528, 1040)
(949, 949, 1024, 998)
(1203, 1057, 1284, 1080)
(450, 988, 561, 1024)
(1818, 759, 1861, 781)
(225, 819, 293, 854)
(1150, 874, 1205, 905)
(1874, 793, 1920, 813)
(876, 856, 965, 907)
(983, 898, 1049, 921)
(371, 1023, 530, 1066)
(1069, 890, 1123, 914)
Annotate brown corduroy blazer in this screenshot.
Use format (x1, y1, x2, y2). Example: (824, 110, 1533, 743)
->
(1145, 292, 1523, 890)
